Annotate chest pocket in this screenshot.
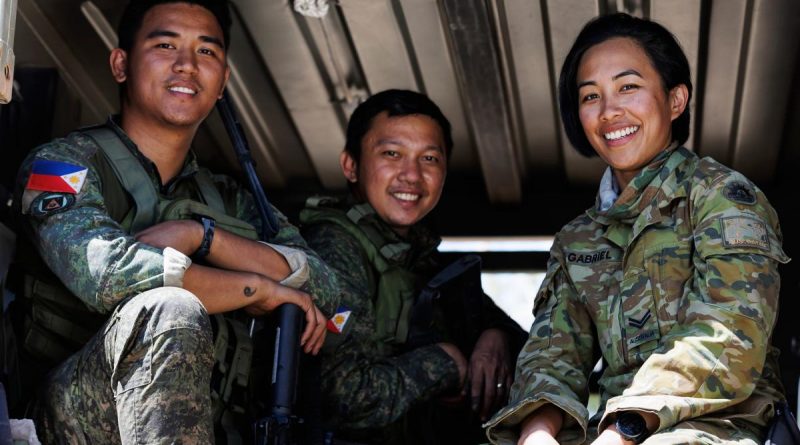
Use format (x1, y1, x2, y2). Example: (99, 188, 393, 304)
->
(644, 243, 692, 336)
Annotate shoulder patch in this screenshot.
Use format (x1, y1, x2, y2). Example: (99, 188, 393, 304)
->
(26, 159, 88, 194)
(721, 216, 769, 250)
(326, 305, 352, 334)
(30, 192, 76, 217)
(723, 181, 756, 205)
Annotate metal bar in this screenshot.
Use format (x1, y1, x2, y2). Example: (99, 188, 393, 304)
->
(441, 0, 522, 203)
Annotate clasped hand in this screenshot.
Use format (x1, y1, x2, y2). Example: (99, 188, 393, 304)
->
(136, 220, 327, 354)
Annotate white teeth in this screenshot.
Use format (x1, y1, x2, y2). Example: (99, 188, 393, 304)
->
(393, 193, 420, 202)
(604, 125, 639, 140)
(169, 86, 196, 95)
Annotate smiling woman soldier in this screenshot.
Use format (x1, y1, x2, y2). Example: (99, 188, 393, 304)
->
(485, 12, 790, 445)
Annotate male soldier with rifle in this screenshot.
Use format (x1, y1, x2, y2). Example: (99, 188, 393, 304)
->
(9, 0, 340, 442)
(299, 89, 526, 444)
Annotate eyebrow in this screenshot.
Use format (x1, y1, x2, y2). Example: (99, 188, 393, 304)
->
(375, 138, 444, 152)
(145, 29, 224, 48)
(577, 69, 644, 89)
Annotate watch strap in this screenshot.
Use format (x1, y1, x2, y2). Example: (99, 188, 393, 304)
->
(193, 214, 216, 259)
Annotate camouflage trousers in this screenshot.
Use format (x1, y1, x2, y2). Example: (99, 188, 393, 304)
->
(574, 417, 764, 445)
(33, 287, 215, 444)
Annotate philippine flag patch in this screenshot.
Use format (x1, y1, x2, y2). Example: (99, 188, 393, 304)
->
(326, 305, 352, 334)
(26, 160, 88, 194)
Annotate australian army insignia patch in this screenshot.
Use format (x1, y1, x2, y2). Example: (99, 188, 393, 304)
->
(723, 181, 757, 205)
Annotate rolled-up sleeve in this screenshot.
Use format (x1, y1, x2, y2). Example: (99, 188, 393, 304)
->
(260, 242, 309, 289)
(485, 246, 596, 445)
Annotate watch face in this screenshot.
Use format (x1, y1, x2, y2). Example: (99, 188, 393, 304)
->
(616, 412, 646, 442)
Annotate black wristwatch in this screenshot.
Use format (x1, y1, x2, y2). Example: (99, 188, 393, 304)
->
(192, 214, 216, 259)
(616, 411, 649, 444)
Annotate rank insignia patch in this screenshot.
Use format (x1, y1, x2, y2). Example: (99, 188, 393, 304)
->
(30, 192, 75, 217)
(723, 181, 756, 205)
(327, 305, 352, 334)
(26, 159, 88, 194)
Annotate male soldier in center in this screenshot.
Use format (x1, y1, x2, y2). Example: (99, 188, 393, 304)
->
(299, 89, 527, 444)
(11, 0, 339, 442)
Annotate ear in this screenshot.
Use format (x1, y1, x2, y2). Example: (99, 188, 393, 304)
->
(218, 65, 231, 99)
(668, 84, 689, 120)
(339, 150, 358, 183)
(109, 48, 128, 84)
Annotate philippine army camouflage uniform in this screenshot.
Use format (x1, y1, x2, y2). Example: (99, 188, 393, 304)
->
(485, 147, 790, 445)
(13, 118, 341, 444)
(301, 197, 523, 442)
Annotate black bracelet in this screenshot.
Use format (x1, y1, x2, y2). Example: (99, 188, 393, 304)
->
(192, 214, 216, 259)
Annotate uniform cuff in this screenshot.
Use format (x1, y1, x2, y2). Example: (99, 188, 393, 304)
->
(163, 247, 192, 287)
(260, 242, 309, 289)
(485, 393, 588, 445)
(600, 395, 669, 433)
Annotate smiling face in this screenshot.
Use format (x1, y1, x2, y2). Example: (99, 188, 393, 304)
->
(577, 37, 687, 188)
(341, 112, 447, 237)
(110, 2, 230, 130)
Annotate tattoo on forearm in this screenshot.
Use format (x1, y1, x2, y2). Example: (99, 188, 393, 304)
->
(244, 286, 256, 297)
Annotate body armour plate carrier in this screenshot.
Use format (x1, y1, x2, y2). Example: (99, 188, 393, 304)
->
(16, 127, 258, 438)
(299, 197, 418, 349)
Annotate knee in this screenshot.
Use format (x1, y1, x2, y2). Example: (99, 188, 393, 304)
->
(111, 288, 214, 371)
(119, 287, 212, 338)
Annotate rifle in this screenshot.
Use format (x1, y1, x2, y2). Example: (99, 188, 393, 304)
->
(215, 92, 304, 445)
(406, 254, 484, 356)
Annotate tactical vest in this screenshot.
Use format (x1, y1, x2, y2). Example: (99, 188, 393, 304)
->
(17, 127, 257, 440)
(299, 197, 419, 347)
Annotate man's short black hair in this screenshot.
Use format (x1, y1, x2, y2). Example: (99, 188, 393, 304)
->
(117, 0, 232, 52)
(558, 13, 693, 157)
(345, 89, 453, 163)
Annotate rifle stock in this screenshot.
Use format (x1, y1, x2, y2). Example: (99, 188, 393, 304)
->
(216, 93, 304, 445)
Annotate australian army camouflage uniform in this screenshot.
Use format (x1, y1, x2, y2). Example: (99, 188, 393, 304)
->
(484, 146, 790, 444)
(300, 196, 524, 442)
(10, 117, 340, 443)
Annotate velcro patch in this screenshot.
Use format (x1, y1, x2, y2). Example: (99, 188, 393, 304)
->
(30, 192, 75, 217)
(565, 249, 617, 265)
(723, 181, 756, 205)
(628, 309, 652, 329)
(627, 328, 657, 349)
(26, 159, 88, 194)
(721, 216, 769, 250)
(326, 305, 352, 334)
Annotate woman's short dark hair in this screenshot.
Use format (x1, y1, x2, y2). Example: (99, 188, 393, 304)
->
(345, 89, 453, 163)
(558, 13, 693, 157)
(117, 0, 232, 53)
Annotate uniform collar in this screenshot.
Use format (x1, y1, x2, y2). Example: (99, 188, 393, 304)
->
(345, 194, 441, 265)
(105, 115, 200, 195)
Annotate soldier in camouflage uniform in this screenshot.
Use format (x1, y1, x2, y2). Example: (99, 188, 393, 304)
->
(11, 1, 338, 443)
(485, 14, 790, 445)
(299, 90, 526, 444)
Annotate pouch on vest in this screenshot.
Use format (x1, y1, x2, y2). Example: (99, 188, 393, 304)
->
(160, 198, 258, 241)
(300, 199, 418, 349)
